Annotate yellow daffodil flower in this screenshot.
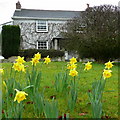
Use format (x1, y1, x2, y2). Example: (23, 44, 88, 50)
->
(70, 64, 77, 69)
(12, 63, 25, 72)
(34, 52, 41, 60)
(103, 69, 112, 79)
(13, 63, 21, 71)
(44, 56, 51, 64)
(14, 89, 28, 103)
(67, 64, 72, 69)
(84, 61, 92, 71)
(67, 64, 77, 70)
(70, 57, 77, 64)
(69, 69, 78, 77)
(15, 56, 25, 64)
(0, 68, 4, 74)
(105, 61, 114, 69)
(20, 64, 26, 72)
(31, 57, 39, 66)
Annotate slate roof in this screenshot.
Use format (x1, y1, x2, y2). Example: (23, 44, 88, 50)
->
(12, 9, 82, 20)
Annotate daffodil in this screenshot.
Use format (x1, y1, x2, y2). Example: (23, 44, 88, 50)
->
(105, 61, 114, 69)
(20, 64, 26, 72)
(70, 57, 77, 64)
(70, 64, 77, 69)
(0, 68, 4, 74)
(44, 56, 51, 64)
(103, 69, 112, 79)
(13, 63, 21, 71)
(67, 63, 77, 70)
(34, 52, 41, 60)
(69, 69, 78, 77)
(14, 89, 28, 103)
(84, 61, 92, 71)
(15, 56, 25, 64)
(31, 57, 39, 66)
(67, 64, 72, 69)
(12, 63, 25, 72)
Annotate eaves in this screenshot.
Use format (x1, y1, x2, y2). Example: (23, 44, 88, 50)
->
(12, 16, 72, 21)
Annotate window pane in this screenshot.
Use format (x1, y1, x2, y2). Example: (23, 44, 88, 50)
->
(37, 21, 48, 32)
(38, 41, 47, 49)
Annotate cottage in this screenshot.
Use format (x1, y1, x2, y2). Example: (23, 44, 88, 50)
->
(12, 1, 82, 52)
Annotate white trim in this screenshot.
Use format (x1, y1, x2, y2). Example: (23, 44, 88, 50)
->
(37, 41, 48, 49)
(36, 41, 38, 49)
(12, 16, 71, 21)
(15, 9, 21, 11)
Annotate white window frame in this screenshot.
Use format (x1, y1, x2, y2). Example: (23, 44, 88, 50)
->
(36, 20, 48, 32)
(37, 41, 48, 50)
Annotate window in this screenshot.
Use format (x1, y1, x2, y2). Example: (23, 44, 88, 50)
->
(37, 41, 48, 49)
(36, 21, 48, 32)
(76, 24, 86, 33)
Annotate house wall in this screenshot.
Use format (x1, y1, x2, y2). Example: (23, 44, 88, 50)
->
(13, 19, 66, 49)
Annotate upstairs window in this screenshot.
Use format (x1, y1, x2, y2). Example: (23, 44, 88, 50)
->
(37, 41, 48, 49)
(36, 20, 48, 32)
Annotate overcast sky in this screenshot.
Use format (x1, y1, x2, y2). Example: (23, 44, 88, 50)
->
(0, 0, 119, 24)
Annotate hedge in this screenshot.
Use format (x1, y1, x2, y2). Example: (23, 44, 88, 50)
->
(2, 25, 20, 58)
(19, 49, 65, 60)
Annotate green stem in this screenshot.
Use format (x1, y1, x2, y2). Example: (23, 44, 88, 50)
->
(40, 61, 44, 71)
(19, 71, 22, 83)
(32, 64, 35, 71)
(74, 76, 76, 90)
(18, 102, 23, 119)
(100, 74, 103, 81)
(14, 71, 16, 80)
(10, 63, 13, 78)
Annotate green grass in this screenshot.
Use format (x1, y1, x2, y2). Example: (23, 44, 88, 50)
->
(1, 61, 119, 118)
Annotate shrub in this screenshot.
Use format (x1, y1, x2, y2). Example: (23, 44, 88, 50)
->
(19, 49, 64, 60)
(2, 25, 20, 58)
(62, 5, 120, 62)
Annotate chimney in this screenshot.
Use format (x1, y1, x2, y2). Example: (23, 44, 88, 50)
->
(16, 1, 21, 9)
(87, 4, 89, 8)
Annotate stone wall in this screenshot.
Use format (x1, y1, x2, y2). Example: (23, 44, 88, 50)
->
(13, 20, 65, 49)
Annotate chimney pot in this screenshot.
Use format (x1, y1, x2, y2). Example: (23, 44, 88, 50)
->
(87, 4, 89, 8)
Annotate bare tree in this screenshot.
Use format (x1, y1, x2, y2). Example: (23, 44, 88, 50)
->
(62, 5, 119, 61)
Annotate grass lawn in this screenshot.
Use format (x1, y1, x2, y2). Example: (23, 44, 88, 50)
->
(1, 61, 119, 118)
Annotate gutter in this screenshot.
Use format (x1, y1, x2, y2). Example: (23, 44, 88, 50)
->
(12, 16, 72, 21)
